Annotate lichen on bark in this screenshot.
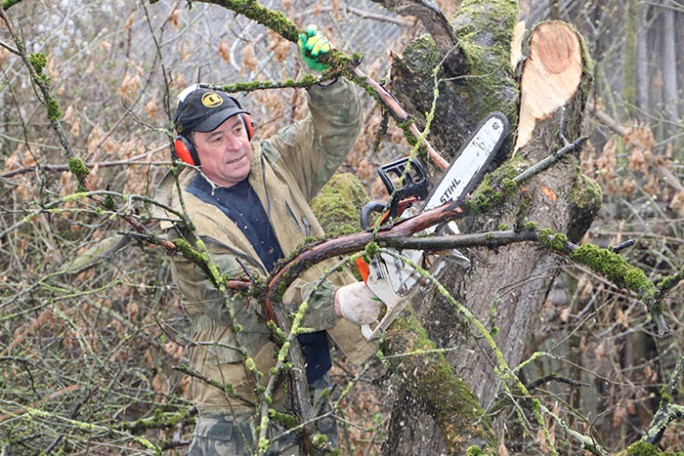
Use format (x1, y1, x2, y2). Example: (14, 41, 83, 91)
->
(384, 313, 496, 454)
(310, 172, 369, 236)
(567, 173, 602, 242)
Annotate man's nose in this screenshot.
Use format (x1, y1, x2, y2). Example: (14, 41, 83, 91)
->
(226, 133, 242, 149)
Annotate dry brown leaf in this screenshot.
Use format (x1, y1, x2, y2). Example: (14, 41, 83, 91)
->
(124, 11, 135, 31)
(625, 124, 655, 151)
(594, 342, 605, 360)
(627, 400, 636, 415)
(628, 148, 646, 172)
(118, 71, 140, 101)
(241, 44, 258, 74)
(168, 9, 181, 28)
(670, 191, 684, 216)
(643, 174, 660, 196)
(217, 39, 230, 64)
(145, 97, 158, 119)
(615, 307, 629, 328)
(126, 301, 139, 320)
(99, 40, 112, 53)
(164, 341, 183, 361)
(0, 46, 9, 66)
(612, 404, 626, 427)
(102, 137, 117, 154)
(621, 178, 637, 196)
(540, 185, 557, 202)
(536, 427, 548, 454)
(578, 277, 593, 301)
(268, 33, 290, 63)
(560, 306, 571, 323)
(498, 434, 510, 456)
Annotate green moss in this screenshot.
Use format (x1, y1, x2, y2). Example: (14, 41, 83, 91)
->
(103, 194, 116, 211)
(625, 441, 660, 456)
(523, 221, 537, 231)
(530, 398, 541, 413)
(451, 0, 520, 119)
(216, 0, 300, 42)
(567, 174, 602, 242)
(466, 179, 506, 214)
(625, 268, 655, 298)
(501, 178, 518, 196)
(312, 433, 329, 447)
(310, 172, 369, 235)
(68, 157, 90, 178)
(223, 76, 323, 94)
(174, 238, 205, 265)
(385, 315, 494, 451)
(364, 241, 380, 256)
(656, 267, 684, 293)
(537, 228, 568, 252)
(29, 52, 47, 73)
(466, 445, 484, 456)
(570, 244, 657, 304)
(659, 388, 673, 404)
(2, 0, 22, 10)
(46, 97, 62, 121)
(268, 409, 299, 429)
(497, 223, 509, 231)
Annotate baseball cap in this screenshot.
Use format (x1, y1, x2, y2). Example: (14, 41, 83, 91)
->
(173, 84, 249, 136)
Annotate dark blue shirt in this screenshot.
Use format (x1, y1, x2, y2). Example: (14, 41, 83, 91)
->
(188, 174, 331, 383)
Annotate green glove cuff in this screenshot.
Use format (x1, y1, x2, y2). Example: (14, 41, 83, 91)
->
(298, 25, 332, 72)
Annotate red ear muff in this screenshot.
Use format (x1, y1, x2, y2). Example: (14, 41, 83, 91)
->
(241, 114, 254, 141)
(226, 96, 253, 141)
(174, 135, 200, 166)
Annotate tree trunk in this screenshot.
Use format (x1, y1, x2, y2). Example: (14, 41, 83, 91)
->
(636, 2, 650, 117)
(661, 4, 679, 140)
(382, 4, 599, 454)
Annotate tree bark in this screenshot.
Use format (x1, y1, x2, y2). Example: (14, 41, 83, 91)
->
(383, 8, 599, 454)
(661, 3, 679, 139)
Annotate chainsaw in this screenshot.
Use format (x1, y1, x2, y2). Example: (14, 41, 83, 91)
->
(357, 112, 509, 340)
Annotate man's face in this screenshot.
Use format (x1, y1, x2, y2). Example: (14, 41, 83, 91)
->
(192, 115, 252, 187)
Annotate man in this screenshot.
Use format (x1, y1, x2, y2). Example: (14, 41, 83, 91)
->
(156, 26, 381, 455)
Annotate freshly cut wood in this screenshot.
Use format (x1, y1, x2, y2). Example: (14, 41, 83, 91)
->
(514, 21, 583, 153)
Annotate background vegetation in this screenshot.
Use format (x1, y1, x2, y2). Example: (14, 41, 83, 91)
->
(0, 0, 682, 454)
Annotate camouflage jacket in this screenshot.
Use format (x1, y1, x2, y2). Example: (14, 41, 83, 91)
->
(157, 79, 374, 416)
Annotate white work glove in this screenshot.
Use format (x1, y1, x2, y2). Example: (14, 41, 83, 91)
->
(335, 281, 383, 325)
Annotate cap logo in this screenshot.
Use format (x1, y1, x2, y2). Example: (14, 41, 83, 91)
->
(201, 92, 224, 108)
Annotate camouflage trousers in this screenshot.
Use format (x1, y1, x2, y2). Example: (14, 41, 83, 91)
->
(187, 374, 338, 456)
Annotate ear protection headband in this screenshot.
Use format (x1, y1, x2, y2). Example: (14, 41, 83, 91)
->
(173, 93, 254, 167)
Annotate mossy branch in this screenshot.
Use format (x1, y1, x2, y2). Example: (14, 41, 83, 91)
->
(122, 407, 198, 434)
(0, 0, 22, 10)
(641, 355, 684, 445)
(172, 364, 255, 407)
(19, 406, 163, 454)
(536, 228, 670, 335)
(256, 255, 352, 456)
(656, 266, 684, 295)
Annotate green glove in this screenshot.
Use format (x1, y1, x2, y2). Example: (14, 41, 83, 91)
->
(298, 25, 332, 72)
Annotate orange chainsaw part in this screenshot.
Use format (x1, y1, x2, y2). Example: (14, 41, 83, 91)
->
(356, 257, 370, 283)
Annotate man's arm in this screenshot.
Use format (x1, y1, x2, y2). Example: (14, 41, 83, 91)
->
(262, 25, 363, 202)
(263, 78, 362, 201)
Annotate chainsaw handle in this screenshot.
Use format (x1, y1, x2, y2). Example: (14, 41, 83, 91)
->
(360, 201, 387, 230)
